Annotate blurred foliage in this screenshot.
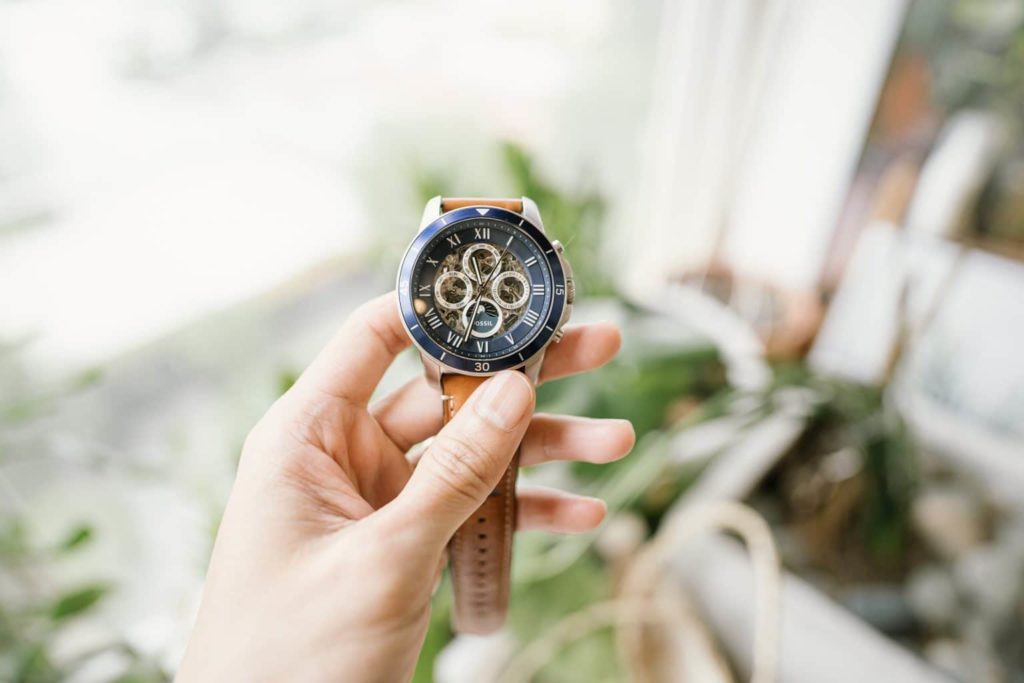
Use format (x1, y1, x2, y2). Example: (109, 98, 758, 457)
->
(411, 141, 615, 299)
(899, 0, 1024, 245)
(0, 515, 168, 682)
(0, 349, 170, 683)
(762, 364, 918, 578)
(498, 143, 614, 299)
(538, 343, 726, 467)
(906, 0, 1024, 118)
(509, 555, 620, 683)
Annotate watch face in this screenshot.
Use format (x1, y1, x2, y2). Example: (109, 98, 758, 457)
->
(397, 206, 567, 374)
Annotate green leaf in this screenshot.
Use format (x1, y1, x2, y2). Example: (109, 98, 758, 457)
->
(113, 662, 172, 683)
(508, 555, 622, 682)
(0, 519, 28, 559)
(49, 585, 108, 621)
(13, 642, 58, 683)
(73, 367, 104, 389)
(276, 368, 300, 396)
(58, 525, 93, 553)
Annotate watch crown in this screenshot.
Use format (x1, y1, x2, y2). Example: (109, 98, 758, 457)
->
(566, 278, 576, 304)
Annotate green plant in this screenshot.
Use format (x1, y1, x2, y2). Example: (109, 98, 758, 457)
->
(0, 349, 170, 683)
(402, 142, 732, 680)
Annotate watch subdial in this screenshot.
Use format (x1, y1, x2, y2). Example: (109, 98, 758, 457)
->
(434, 270, 473, 310)
(460, 297, 504, 338)
(462, 244, 501, 282)
(491, 271, 529, 310)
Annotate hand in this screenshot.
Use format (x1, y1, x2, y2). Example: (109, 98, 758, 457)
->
(177, 293, 634, 682)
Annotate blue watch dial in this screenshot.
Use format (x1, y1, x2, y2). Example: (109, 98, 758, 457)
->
(397, 207, 566, 374)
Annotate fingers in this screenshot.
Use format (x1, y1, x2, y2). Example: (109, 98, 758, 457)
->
(387, 371, 535, 544)
(369, 322, 624, 450)
(294, 292, 410, 405)
(519, 415, 634, 466)
(517, 487, 607, 533)
(378, 402, 635, 469)
(539, 322, 621, 384)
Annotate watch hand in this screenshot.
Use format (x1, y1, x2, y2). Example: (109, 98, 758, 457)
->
(462, 245, 509, 345)
(462, 295, 484, 346)
(462, 259, 484, 345)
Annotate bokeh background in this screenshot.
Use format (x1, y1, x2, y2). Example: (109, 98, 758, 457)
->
(2, 0, 1024, 681)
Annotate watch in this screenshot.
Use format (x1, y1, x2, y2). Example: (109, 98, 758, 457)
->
(396, 196, 574, 633)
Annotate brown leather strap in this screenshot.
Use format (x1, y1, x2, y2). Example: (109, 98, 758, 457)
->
(442, 373, 519, 634)
(441, 197, 524, 213)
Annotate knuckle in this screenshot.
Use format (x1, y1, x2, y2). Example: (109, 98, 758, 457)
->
(427, 433, 496, 503)
(238, 393, 342, 476)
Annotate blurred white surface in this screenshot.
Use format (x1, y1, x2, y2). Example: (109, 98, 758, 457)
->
(0, 0, 651, 372)
(675, 536, 945, 683)
(626, 0, 906, 296)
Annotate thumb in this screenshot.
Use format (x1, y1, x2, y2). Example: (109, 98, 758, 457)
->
(388, 371, 534, 545)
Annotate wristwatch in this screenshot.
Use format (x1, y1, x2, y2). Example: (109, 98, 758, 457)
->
(396, 196, 574, 633)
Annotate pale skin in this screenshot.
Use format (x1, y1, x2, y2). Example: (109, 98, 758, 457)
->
(177, 292, 634, 682)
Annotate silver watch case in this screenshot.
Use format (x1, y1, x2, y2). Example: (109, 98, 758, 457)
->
(408, 195, 574, 390)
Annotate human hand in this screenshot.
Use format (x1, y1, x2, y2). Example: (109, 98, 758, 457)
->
(177, 292, 634, 682)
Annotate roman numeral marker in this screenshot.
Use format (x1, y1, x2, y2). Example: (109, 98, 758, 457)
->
(425, 308, 443, 329)
(418, 284, 431, 296)
(504, 334, 514, 344)
(475, 341, 489, 353)
(446, 330, 460, 344)
(523, 309, 540, 326)
(474, 227, 491, 239)
(523, 256, 538, 267)
(532, 284, 545, 296)
(425, 257, 439, 266)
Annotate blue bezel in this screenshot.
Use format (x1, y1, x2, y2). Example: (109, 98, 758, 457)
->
(397, 206, 567, 375)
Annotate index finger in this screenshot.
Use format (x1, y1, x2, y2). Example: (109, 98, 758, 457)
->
(294, 291, 411, 404)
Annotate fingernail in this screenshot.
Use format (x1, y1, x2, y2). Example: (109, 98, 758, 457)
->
(475, 372, 533, 430)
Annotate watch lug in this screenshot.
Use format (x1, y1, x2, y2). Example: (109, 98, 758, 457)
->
(419, 195, 442, 232)
(521, 197, 544, 232)
(522, 351, 545, 383)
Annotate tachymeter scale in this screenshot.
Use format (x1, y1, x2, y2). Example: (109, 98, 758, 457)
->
(409, 218, 554, 361)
